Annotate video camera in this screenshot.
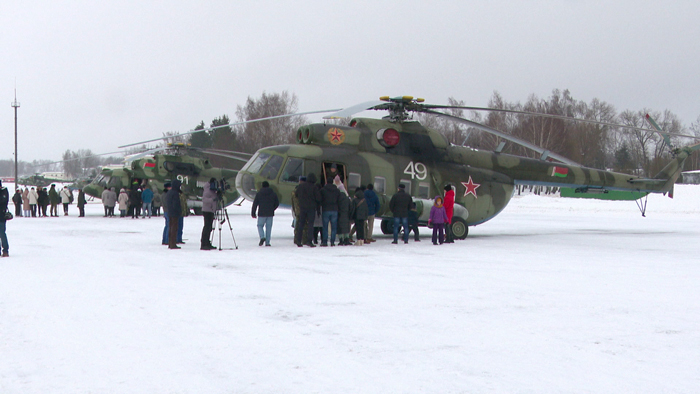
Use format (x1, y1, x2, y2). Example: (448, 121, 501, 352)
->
(210, 178, 231, 199)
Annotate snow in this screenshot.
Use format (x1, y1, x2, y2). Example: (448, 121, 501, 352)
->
(1, 184, 699, 393)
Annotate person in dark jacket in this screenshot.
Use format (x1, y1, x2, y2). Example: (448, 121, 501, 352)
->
(352, 188, 368, 246)
(12, 189, 22, 217)
(0, 180, 10, 257)
(337, 184, 353, 245)
(294, 173, 321, 247)
(165, 180, 182, 249)
(161, 183, 171, 245)
(200, 178, 218, 250)
(48, 184, 59, 217)
(38, 187, 49, 217)
(252, 181, 280, 247)
(128, 187, 142, 219)
(77, 189, 86, 217)
(319, 176, 341, 246)
(389, 184, 412, 244)
(364, 183, 380, 243)
(408, 202, 420, 242)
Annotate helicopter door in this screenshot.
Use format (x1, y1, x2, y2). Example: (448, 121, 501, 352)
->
(322, 162, 346, 186)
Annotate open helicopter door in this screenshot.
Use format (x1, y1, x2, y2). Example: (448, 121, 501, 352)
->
(321, 162, 347, 188)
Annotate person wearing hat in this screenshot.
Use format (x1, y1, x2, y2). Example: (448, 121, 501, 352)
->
(165, 180, 182, 249)
(251, 181, 279, 247)
(0, 180, 10, 256)
(161, 183, 171, 245)
(389, 183, 413, 244)
(12, 189, 22, 217)
(48, 184, 59, 217)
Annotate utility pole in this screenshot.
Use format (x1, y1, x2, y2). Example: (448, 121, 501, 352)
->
(11, 90, 19, 184)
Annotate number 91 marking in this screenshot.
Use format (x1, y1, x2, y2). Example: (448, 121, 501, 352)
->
(404, 161, 427, 180)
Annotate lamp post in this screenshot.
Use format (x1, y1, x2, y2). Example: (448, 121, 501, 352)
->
(11, 90, 19, 184)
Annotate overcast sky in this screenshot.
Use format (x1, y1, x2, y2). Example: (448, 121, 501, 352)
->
(2, 0, 699, 162)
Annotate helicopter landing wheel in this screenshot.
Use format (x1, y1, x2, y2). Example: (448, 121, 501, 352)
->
(380, 218, 394, 235)
(451, 217, 468, 239)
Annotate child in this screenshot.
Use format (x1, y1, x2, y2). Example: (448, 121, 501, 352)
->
(408, 202, 420, 242)
(428, 196, 449, 245)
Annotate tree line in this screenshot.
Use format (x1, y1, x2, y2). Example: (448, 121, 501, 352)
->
(4, 89, 699, 178)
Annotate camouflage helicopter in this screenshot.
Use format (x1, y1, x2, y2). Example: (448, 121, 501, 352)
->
(83, 143, 250, 213)
(18, 173, 75, 188)
(228, 96, 699, 239)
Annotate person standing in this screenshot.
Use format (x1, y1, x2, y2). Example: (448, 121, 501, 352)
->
(443, 184, 455, 243)
(28, 187, 38, 217)
(337, 183, 353, 245)
(320, 176, 341, 246)
(352, 189, 368, 246)
(161, 183, 171, 245)
(389, 184, 412, 244)
(12, 189, 22, 217)
(48, 184, 59, 217)
(291, 176, 304, 245)
(177, 188, 188, 244)
(77, 188, 86, 217)
(22, 188, 30, 218)
(200, 178, 218, 250)
(118, 188, 129, 217)
(165, 180, 182, 249)
(141, 186, 154, 218)
(364, 183, 380, 243)
(0, 180, 9, 257)
(152, 190, 162, 216)
(107, 187, 117, 217)
(38, 187, 49, 217)
(294, 173, 321, 247)
(128, 187, 141, 219)
(428, 196, 449, 245)
(251, 181, 279, 247)
(59, 187, 73, 216)
(101, 187, 111, 217)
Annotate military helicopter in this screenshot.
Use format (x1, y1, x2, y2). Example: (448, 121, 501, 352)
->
(18, 173, 75, 188)
(228, 96, 700, 239)
(83, 143, 250, 212)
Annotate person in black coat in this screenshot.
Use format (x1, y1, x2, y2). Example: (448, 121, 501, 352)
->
(293, 173, 321, 247)
(165, 180, 182, 249)
(389, 184, 413, 244)
(12, 189, 22, 217)
(352, 189, 368, 246)
(251, 181, 279, 246)
(0, 181, 9, 257)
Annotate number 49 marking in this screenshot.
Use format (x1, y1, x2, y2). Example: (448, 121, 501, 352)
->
(404, 161, 427, 180)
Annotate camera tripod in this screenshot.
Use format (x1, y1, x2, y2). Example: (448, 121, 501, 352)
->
(211, 199, 238, 250)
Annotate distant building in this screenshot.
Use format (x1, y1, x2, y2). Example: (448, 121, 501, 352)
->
(680, 170, 700, 184)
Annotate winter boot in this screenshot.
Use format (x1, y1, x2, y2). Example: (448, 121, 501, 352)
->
(356, 239, 364, 246)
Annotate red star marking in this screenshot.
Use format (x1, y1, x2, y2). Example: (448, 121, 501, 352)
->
(330, 129, 343, 142)
(461, 176, 480, 198)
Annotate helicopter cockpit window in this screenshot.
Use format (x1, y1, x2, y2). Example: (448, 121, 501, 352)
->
(245, 152, 271, 174)
(374, 177, 386, 194)
(280, 158, 304, 183)
(260, 155, 283, 180)
(348, 173, 361, 191)
(417, 182, 430, 199)
(399, 179, 412, 194)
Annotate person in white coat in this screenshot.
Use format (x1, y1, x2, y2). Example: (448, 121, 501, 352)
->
(28, 187, 39, 217)
(59, 187, 73, 216)
(117, 188, 129, 218)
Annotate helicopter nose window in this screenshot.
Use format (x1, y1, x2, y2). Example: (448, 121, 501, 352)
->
(281, 158, 304, 183)
(260, 155, 284, 180)
(244, 152, 271, 174)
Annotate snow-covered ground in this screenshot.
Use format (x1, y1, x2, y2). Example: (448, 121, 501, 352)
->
(1, 184, 698, 393)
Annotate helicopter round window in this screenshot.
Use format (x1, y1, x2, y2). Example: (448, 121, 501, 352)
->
(377, 128, 400, 147)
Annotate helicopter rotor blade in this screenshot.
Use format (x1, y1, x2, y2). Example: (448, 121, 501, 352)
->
(422, 109, 581, 166)
(423, 104, 700, 140)
(195, 148, 252, 163)
(322, 100, 386, 119)
(118, 108, 343, 149)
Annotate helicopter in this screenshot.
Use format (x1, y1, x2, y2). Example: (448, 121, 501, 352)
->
(83, 143, 250, 213)
(226, 96, 700, 239)
(18, 173, 75, 188)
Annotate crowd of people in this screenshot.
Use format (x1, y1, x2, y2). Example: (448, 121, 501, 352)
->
(283, 171, 457, 247)
(10, 184, 85, 219)
(0, 175, 461, 256)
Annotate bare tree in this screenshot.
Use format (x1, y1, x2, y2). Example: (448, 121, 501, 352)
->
(234, 91, 308, 153)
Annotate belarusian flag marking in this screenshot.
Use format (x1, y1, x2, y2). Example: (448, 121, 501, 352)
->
(551, 166, 568, 178)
